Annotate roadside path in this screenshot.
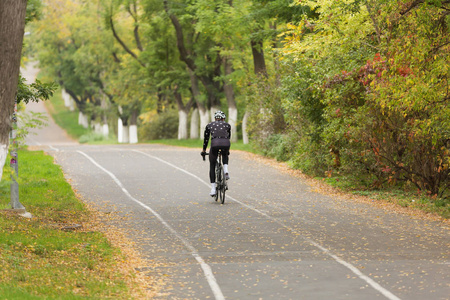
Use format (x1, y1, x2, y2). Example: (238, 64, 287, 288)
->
(21, 63, 449, 300)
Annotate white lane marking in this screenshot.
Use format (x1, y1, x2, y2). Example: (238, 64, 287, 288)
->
(27, 136, 42, 146)
(77, 150, 225, 300)
(133, 150, 401, 300)
(49, 145, 60, 152)
(26, 137, 60, 152)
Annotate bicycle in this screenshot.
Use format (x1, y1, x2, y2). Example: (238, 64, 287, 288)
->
(202, 150, 228, 204)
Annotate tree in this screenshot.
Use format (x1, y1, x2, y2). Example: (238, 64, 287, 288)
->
(280, 0, 450, 196)
(32, 0, 120, 139)
(163, 0, 225, 131)
(0, 0, 28, 181)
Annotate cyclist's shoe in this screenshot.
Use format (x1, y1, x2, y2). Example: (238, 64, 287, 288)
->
(225, 173, 230, 180)
(210, 188, 217, 197)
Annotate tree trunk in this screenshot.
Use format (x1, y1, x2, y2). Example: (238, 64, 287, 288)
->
(122, 125, 130, 143)
(251, 39, 267, 77)
(242, 111, 249, 144)
(78, 112, 89, 128)
(62, 88, 75, 111)
(100, 95, 109, 137)
(0, 0, 27, 181)
(178, 110, 188, 140)
(229, 107, 238, 142)
(129, 125, 138, 144)
(188, 68, 207, 139)
(164, 2, 222, 115)
(118, 118, 123, 143)
(200, 109, 210, 136)
(118, 117, 130, 143)
(190, 107, 199, 139)
(129, 108, 138, 144)
(102, 123, 109, 137)
(174, 88, 189, 140)
(223, 57, 238, 142)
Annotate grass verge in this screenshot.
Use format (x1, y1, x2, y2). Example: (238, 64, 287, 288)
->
(319, 176, 450, 220)
(0, 150, 157, 299)
(45, 89, 88, 140)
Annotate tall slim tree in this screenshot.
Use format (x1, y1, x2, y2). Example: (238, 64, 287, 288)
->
(0, 0, 28, 180)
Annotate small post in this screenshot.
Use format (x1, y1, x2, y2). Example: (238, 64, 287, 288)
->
(10, 97, 24, 210)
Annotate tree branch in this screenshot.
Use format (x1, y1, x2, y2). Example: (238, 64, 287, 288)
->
(109, 14, 145, 67)
(365, 0, 381, 44)
(163, 0, 196, 71)
(126, 1, 143, 52)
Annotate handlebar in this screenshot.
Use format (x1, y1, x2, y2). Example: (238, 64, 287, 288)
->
(201, 152, 209, 161)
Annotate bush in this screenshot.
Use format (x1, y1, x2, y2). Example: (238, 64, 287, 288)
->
(79, 132, 108, 143)
(139, 109, 178, 140)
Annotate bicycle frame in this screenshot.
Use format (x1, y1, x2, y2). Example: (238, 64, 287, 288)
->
(203, 150, 227, 204)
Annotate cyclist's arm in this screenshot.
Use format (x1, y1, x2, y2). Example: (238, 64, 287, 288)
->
(203, 125, 210, 151)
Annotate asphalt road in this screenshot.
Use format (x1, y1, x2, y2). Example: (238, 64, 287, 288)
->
(22, 64, 449, 300)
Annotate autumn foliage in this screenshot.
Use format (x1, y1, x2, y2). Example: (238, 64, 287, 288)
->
(272, 0, 450, 198)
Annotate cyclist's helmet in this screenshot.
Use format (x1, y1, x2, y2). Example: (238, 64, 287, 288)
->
(214, 110, 226, 120)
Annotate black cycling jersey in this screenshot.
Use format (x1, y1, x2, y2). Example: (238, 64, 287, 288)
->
(203, 120, 231, 151)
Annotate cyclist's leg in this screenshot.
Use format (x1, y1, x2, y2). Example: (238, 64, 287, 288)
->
(209, 147, 219, 195)
(221, 146, 230, 180)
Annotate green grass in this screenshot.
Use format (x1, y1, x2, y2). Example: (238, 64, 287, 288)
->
(45, 89, 89, 140)
(320, 175, 450, 219)
(0, 150, 148, 299)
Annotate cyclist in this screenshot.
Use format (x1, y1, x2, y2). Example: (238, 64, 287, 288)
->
(201, 110, 231, 196)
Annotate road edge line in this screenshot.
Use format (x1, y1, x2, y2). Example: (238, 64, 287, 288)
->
(77, 150, 225, 300)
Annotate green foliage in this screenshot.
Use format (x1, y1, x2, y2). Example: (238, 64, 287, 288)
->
(16, 110, 48, 148)
(138, 109, 178, 140)
(245, 75, 286, 146)
(279, 0, 450, 199)
(257, 134, 293, 161)
(16, 74, 57, 105)
(28, 0, 450, 204)
(25, 0, 43, 24)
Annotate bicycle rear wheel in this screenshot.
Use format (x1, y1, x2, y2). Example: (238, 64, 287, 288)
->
(214, 165, 221, 202)
(218, 167, 226, 204)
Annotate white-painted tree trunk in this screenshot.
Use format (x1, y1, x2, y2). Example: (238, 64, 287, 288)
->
(118, 118, 123, 143)
(129, 125, 138, 144)
(200, 109, 210, 137)
(78, 112, 89, 128)
(178, 110, 188, 140)
(122, 125, 129, 143)
(102, 124, 109, 137)
(228, 106, 238, 142)
(118, 119, 130, 143)
(93, 122, 102, 134)
(0, 144, 7, 182)
(190, 108, 199, 139)
(242, 111, 249, 144)
(62, 88, 75, 111)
